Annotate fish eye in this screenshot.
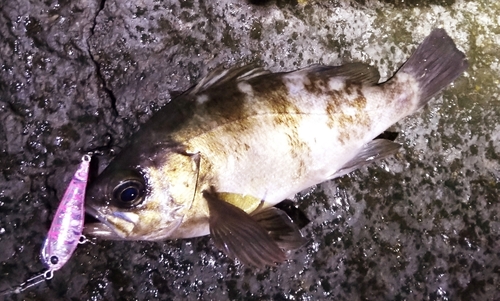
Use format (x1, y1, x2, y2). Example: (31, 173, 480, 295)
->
(112, 179, 145, 208)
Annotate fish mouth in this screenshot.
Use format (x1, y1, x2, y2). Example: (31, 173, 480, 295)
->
(85, 199, 187, 241)
(84, 205, 138, 240)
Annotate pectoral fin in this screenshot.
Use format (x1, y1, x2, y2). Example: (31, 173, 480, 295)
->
(330, 138, 401, 179)
(203, 189, 309, 267)
(203, 187, 286, 267)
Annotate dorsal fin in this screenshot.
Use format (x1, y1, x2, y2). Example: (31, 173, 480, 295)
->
(190, 64, 271, 95)
(303, 62, 380, 85)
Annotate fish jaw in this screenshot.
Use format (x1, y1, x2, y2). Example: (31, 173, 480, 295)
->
(85, 196, 186, 240)
(84, 205, 128, 239)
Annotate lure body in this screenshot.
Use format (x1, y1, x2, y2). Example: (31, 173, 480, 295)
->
(0, 155, 91, 295)
(41, 154, 91, 272)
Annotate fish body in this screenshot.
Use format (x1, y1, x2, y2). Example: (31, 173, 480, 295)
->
(85, 29, 468, 266)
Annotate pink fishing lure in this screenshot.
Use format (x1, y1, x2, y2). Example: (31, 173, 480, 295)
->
(1, 154, 91, 294)
(41, 154, 91, 273)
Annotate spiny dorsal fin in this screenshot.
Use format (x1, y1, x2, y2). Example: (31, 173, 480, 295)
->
(190, 64, 271, 95)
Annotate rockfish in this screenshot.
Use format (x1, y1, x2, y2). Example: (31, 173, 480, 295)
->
(85, 29, 468, 267)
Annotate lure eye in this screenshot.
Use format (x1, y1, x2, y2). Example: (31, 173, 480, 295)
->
(112, 179, 145, 208)
(50, 256, 58, 265)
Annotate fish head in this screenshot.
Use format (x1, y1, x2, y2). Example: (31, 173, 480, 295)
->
(85, 147, 200, 241)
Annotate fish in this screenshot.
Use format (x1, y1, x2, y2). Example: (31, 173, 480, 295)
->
(84, 28, 468, 267)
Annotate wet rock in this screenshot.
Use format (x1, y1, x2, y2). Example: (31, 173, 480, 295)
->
(0, 0, 499, 300)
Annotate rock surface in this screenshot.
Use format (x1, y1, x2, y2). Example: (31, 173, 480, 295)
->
(1, 0, 499, 300)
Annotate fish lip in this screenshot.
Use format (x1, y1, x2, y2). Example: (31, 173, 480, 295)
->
(84, 205, 131, 239)
(83, 222, 123, 239)
(84, 204, 108, 226)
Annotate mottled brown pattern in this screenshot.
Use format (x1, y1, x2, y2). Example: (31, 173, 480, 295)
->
(202, 87, 247, 123)
(344, 81, 356, 96)
(270, 92, 303, 116)
(381, 76, 417, 112)
(336, 114, 353, 144)
(324, 85, 371, 144)
(235, 73, 313, 178)
(271, 111, 300, 127)
(353, 89, 368, 110)
(304, 73, 328, 95)
(325, 97, 340, 129)
(249, 74, 304, 126)
(285, 129, 310, 178)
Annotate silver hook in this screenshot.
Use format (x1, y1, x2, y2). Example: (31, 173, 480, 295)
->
(0, 270, 53, 295)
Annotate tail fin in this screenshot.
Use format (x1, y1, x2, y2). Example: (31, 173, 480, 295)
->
(398, 28, 468, 106)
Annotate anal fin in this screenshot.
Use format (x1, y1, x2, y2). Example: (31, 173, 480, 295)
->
(330, 138, 401, 179)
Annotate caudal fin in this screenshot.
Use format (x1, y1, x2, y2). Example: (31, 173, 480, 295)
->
(399, 28, 468, 107)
